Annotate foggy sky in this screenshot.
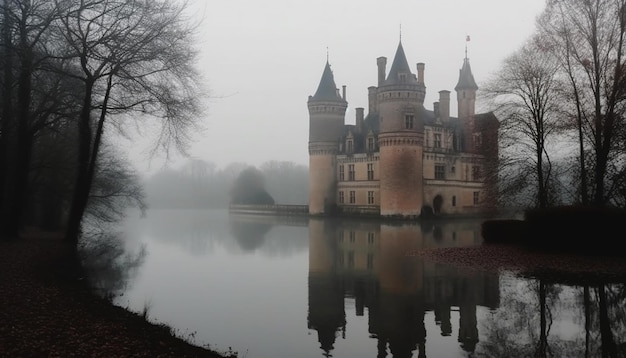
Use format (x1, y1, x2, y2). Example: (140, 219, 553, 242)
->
(121, 0, 547, 176)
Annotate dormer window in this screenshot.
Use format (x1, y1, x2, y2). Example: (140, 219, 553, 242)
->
(405, 114, 414, 129)
(347, 139, 353, 153)
(434, 133, 442, 148)
(473, 133, 482, 150)
(367, 137, 375, 151)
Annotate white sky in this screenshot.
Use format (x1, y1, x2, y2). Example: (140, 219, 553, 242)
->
(124, 0, 547, 174)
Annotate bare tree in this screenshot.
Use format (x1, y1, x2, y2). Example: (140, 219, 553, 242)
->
(539, 0, 626, 207)
(482, 36, 563, 209)
(53, 0, 204, 247)
(0, 0, 65, 238)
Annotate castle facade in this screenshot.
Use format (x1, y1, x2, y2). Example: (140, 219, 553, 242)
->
(307, 40, 499, 218)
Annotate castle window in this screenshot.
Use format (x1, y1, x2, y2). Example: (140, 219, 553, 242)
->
(348, 164, 355, 181)
(349, 231, 355, 243)
(473, 133, 482, 150)
(367, 191, 374, 204)
(367, 232, 374, 244)
(452, 195, 457, 207)
(339, 191, 344, 204)
(367, 163, 374, 180)
(347, 139, 353, 153)
(435, 164, 445, 180)
(339, 165, 344, 181)
(405, 114, 414, 129)
(349, 191, 355, 204)
(434, 133, 442, 148)
(473, 191, 480, 205)
(451, 166, 456, 174)
(472, 166, 482, 181)
(367, 137, 375, 151)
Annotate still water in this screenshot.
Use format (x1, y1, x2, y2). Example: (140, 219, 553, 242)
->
(85, 209, 626, 358)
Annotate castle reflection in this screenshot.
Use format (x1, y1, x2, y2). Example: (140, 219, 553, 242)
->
(308, 218, 500, 357)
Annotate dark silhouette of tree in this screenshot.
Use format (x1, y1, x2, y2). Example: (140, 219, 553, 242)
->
(538, 0, 626, 207)
(483, 35, 564, 209)
(0, 0, 70, 238)
(230, 166, 274, 205)
(53, 0, 203, 247)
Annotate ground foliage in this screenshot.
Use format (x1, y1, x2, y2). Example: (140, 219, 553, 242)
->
(0, 230, 236, 358)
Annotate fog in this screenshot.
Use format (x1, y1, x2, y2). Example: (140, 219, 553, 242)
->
(118, 0, 547, 177)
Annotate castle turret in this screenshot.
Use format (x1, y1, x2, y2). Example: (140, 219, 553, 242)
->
(454, 57, 478, 120)
(308, 61, 347, 215)
(377, 41, 425, 217)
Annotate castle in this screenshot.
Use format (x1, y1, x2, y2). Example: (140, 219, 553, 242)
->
(307, 40, 499, 218)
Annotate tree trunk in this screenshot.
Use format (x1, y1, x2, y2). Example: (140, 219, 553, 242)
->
(5, 39, 35, 237)
(0, 0, 15, 239)
(64, 82, 94, 248)
(64, 75, 112, 248)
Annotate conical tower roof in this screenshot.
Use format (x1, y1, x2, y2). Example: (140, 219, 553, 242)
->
(454, 58, 478, 91)
(311, 61, 344, 102)
(385, 41, 417, 85)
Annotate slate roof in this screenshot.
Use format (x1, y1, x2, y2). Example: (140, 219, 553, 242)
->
(384, 41, 418, 85)
(311, 61, 345, 102)
(454, 58, 478, 91)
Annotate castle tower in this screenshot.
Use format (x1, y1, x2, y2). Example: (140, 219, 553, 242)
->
(454, 56, 478, 120)
(377, 41, 425, 217)
(308, 61, 347, 215)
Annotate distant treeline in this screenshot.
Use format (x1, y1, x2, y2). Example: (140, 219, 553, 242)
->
(144, 160, 309, 209)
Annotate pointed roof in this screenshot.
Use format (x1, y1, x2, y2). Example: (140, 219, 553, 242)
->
(311, 61, 344, 102)
(385, 41, 416, 85)
(455, 58, 478, 91)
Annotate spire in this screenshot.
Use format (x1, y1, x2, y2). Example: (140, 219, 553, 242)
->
(455, 36, 478, 91)
(385, 41, 416, 85)
(454, 58, 478, 91)
(311, 61, 344, 102)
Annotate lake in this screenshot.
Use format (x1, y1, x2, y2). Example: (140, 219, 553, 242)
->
(82, 208, 626, 358)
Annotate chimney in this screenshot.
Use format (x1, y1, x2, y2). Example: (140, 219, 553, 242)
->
(368, 86, 377, 113)
(342, 85, 346, 101)
(416, 63, 425, 85)
(377, 57, 387, 86)
(356, 107, 364, 132)
(439, 90, 450, 121)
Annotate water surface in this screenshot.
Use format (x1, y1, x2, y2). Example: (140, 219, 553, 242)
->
(85, 209, 625, 358)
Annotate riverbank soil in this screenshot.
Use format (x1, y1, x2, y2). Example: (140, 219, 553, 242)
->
(0, 230, 234, 358)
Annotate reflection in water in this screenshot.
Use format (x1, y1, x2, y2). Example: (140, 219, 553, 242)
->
(80, 231, 146, 300)
(308, 218, 499, 357)
(229, 217, 272, 251)
(105, 210, 626, 358)
(478, 274, 626, 358)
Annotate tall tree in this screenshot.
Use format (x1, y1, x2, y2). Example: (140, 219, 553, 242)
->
(482, 36, 563, 209)
(539, 0, 626, 207)
(54, 0, 203, 247)
(0, 0, 62, 238)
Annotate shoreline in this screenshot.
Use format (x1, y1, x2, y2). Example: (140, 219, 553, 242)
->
(0, 233, 236, 357)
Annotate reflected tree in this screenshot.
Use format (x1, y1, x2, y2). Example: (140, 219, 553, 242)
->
(79, 231, 146, 300)
(229, 218, 272, 252)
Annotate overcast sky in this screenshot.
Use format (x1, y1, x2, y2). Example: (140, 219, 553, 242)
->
(124, 0, 547, 175)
